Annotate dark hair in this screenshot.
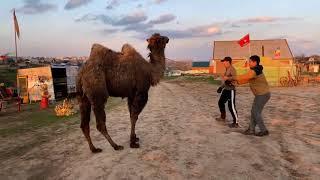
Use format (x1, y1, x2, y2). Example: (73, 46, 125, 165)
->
(221, 56, 232, 63)
(250, 55, 260, 64)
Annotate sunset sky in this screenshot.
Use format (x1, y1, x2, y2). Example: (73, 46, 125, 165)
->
(1, 0, 319, 60)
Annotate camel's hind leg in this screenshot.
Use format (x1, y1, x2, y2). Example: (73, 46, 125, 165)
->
(92, 99, 124, 151)
(79, 95, 102, 153)
(82, 71, 123, 151)
(128, 92, 148, 148)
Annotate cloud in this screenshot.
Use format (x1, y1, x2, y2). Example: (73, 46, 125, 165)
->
(135, 24, 225, 39)
(121, 13, 176, 32)
(236, 16, 300, 25)
(75, 14, 113, 24)
(271, 35, 313, 44)
(190, 25, 222, 37)
(76, 12, 228, 40)
(268, 35, 316, 56)
(100, 29, 119, 34)
(76, 11, 148, 26)
(204, 16, 301, 29)
(106, 0, 142, 10)
(106, 0, 120, 10)
(290, 39, 313, 44)
(123, 23, 154, 32)
(16, 0, 57, 14)
(153, 0, 167, 4)
(289, 40, 317, 56)
(78, 14, 298, 41)
(148, 14, 176, 25)
(230, 23, 241, 28)
(65, 0, 93, 10)
(118, 17, 224, 39)
(114, 11, 148, 25)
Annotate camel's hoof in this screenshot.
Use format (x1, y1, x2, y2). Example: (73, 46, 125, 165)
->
(91, 148, 103, 153)
(131, 135, 139, 142)
(114, 145, 124, 151)
(130, 142, 140, 148)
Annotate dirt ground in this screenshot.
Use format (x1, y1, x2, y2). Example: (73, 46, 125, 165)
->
(0, 79, 319, 180)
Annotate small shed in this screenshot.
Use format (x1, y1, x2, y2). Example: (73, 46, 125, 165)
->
(17, 64, 79, 102)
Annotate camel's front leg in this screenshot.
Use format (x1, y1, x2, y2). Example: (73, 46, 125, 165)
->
(128, 93, 148, 148)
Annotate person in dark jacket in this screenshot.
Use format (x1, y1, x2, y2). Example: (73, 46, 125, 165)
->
(226, 55, 271, 136)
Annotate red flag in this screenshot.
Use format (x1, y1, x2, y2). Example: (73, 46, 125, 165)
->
(13, 9, 20, 39)
(238, 34, 250, 47)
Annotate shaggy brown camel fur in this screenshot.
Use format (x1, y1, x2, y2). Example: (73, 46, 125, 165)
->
(77, 33, 169, 153)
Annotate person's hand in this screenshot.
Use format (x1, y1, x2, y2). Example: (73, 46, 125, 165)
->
(222, 76, 229, 81)
(217, 87, 223, 93)
(225, 80, 233, 86)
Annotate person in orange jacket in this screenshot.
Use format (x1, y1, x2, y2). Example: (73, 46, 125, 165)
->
(223, 55, 271, 136)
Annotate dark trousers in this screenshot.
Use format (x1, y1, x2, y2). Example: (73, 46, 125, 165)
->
(218, 89, 238, 123)
(250, 93, 271, 132)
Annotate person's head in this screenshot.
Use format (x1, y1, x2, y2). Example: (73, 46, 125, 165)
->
(221, 56, 232, 68)
(249, 55, 260, 68)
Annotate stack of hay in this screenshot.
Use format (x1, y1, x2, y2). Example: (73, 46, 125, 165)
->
(55, 99, 76, 117)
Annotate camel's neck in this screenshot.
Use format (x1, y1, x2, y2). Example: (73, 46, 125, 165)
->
(149, 50, 166, 86)
(150, 50, 165, 67)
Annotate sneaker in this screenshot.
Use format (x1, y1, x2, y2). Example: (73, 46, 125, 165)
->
(228, 123, 239, 128)
(242, 128, 255, 135)
(215, 117, 225, 121)
(255, 130, 269, 137)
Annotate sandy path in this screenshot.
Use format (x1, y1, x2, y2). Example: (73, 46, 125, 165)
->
(1, 82, 319, 180)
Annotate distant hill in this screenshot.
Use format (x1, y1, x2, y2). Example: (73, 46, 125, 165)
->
(166, 59, 192, 71)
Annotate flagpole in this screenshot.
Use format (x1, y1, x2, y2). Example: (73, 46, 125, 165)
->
(248, 33, 251, 57)
(13, 9, 18, 63)
(14, 26, 18, 63)
(248, 42, 251, 57)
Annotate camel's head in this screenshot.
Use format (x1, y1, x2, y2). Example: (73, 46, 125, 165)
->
(147, 33, 169, 52)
